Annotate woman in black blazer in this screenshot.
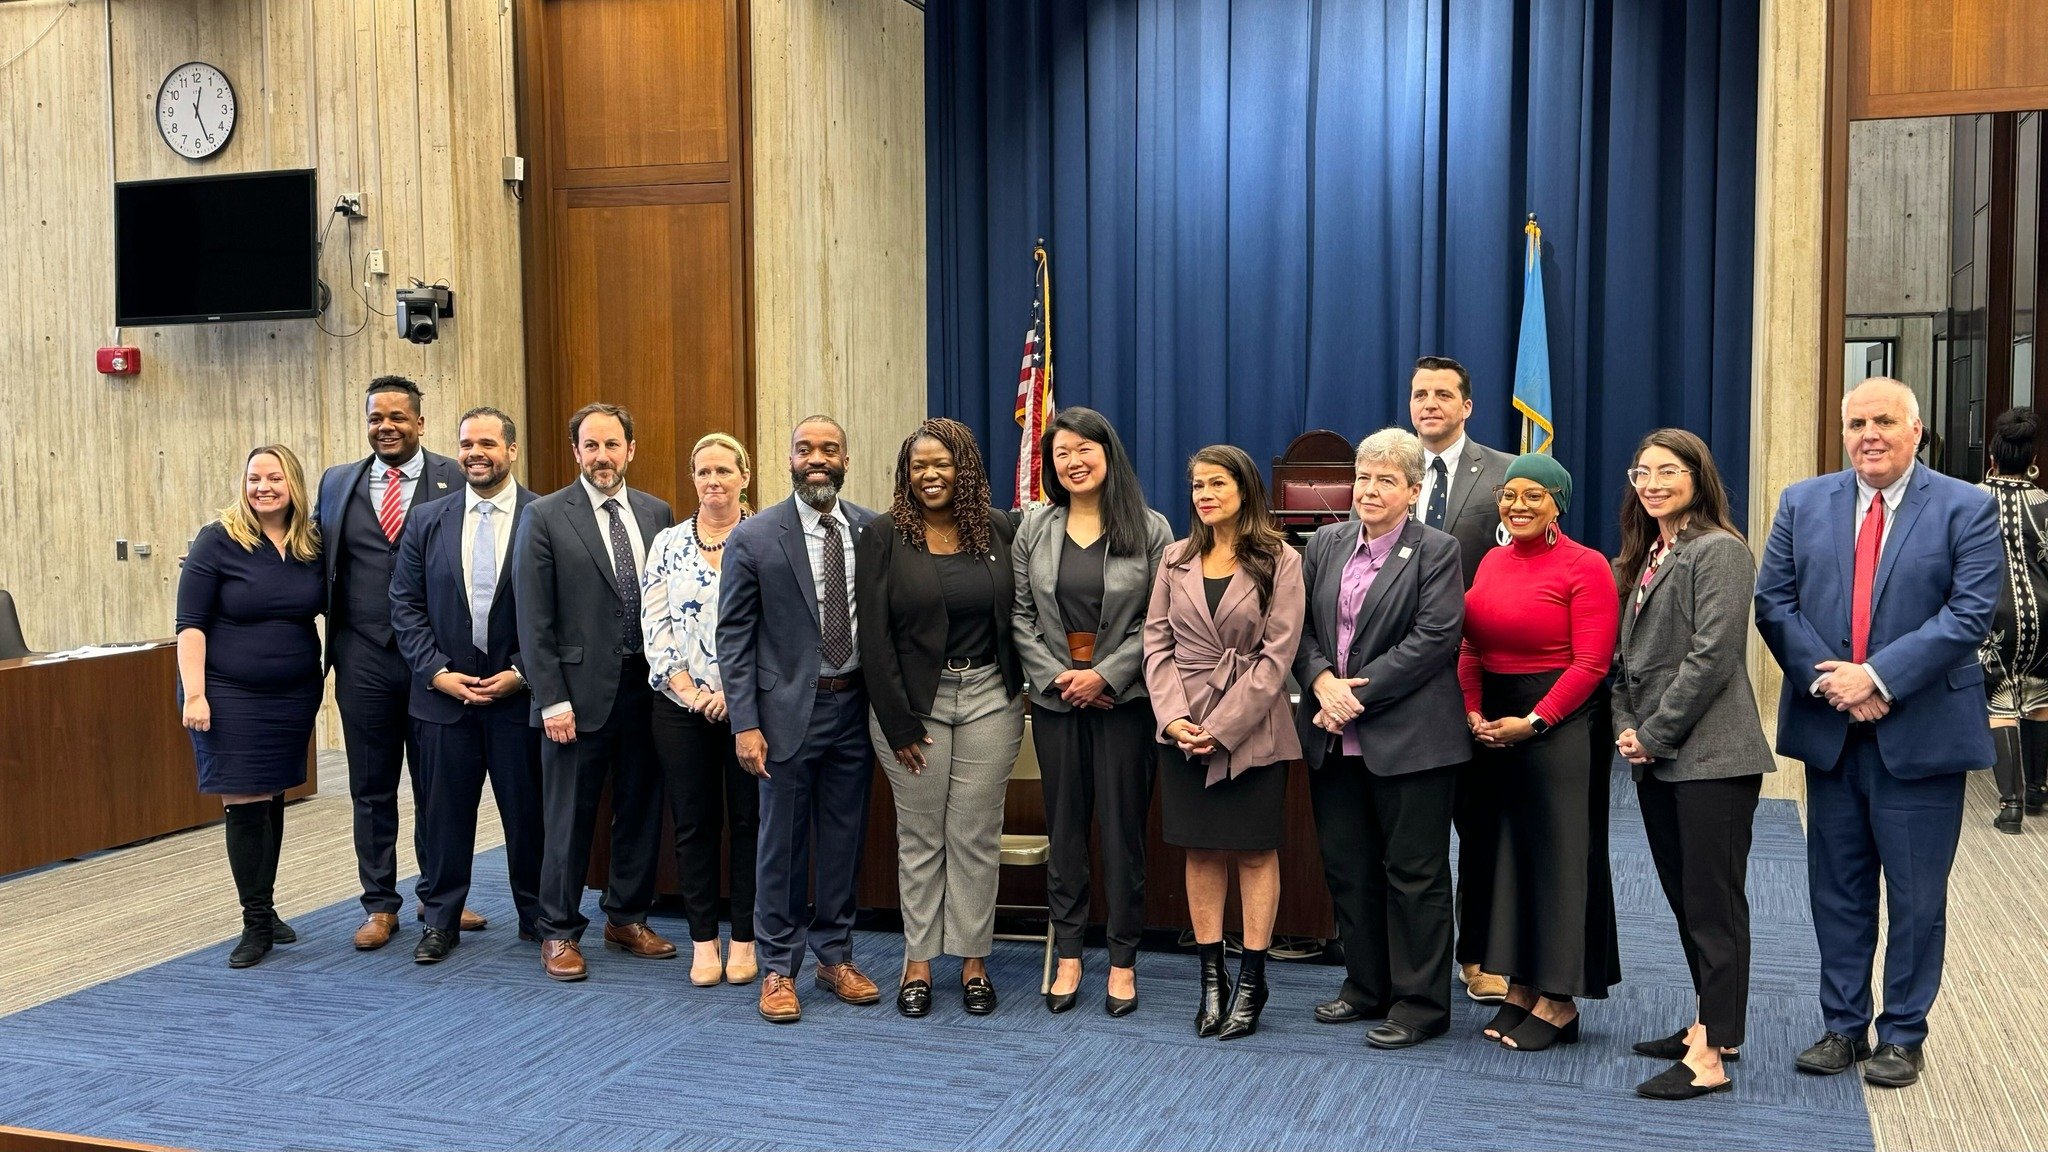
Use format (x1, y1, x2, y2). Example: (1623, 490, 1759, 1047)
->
(857, 418, 1025, 1018)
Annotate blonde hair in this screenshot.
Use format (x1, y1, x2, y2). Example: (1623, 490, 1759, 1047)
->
(691, 431, 751, 476)
(219, 444, 320, 563)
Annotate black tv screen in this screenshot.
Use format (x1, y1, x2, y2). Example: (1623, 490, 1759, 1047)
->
(115, 169, 319, 325)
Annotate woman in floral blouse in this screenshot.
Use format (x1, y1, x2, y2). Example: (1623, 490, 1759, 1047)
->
(643, 432, 757, 987)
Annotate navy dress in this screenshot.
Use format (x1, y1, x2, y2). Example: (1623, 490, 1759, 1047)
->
(175, 522, 325, 794)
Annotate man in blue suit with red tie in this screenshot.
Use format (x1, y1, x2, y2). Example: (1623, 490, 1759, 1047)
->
(1756, 377, 2000, 1090)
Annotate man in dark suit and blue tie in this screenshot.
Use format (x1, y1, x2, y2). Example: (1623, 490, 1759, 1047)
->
(514, 402, 677, 982)
(1756, 377, 2000, 1089)
(389, 406, 545, 963)
(718, 415, 882, 1023)
(316, 376, 470, 951)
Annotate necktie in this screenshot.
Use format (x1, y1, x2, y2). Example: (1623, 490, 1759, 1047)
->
(1850, 492, 1884, 662)
(1423, 456, 1449, 530)
(603, 498, 642, 651)
(470, 500, 497, 653)
(378, 468, 406, 543)
(818, 512, 854, 669)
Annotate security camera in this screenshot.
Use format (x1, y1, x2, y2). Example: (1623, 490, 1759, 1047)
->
(395, 285, 455, 344)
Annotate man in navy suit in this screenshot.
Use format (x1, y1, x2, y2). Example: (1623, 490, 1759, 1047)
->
(718, 415, 882, 1023)
(1756, 377, 2000, 1090)
(316, 377, 472, 951)
(389, 406, 545, 963)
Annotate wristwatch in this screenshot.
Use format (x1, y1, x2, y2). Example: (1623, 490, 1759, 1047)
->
(1523, 712, 1551, 736)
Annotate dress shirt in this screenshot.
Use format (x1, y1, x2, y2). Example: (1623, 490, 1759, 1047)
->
(642, 515, 728, 705)
(794, 494, 860, 674)
(581, 476, 648, 578)
(1333, 523, 1400, 756)
(371, 449, 426, 522)
(461, 483, 515, 604)
(1811, 463, 1915, 703)
(1415, 433, 1467, 522)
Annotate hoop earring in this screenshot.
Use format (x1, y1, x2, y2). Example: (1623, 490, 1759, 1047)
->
(2031, 465, 2041, 482)
(1544, 523, 1559, 546)
(1495, 522, 1511, 547)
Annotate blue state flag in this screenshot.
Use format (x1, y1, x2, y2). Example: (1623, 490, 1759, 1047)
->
(1512, 215, 1555, 454)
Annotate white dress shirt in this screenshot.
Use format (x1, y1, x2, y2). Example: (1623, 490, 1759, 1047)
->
(581, 476, 648, 578)
(794, 494, 860, 674)
(461, 483, 515, 604)
(1415, 433, 1467, 521)
(371, 449, 426, 521)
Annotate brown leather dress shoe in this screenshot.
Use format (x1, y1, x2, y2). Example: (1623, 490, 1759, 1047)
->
(602, 922, 678, 958)
(759, 972, 801, 1022)
(414, 904, 489, 931)
(353, 912, 399, 951)
(542, 940, 587, 982)
(814, 960, 882, 1005)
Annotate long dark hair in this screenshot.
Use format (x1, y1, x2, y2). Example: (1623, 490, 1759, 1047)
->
(1615, 428, 1745, 591)
(1039, 406, 1151, 557)
(1178, 445, 1288, 610)
(889, 417, 994, 556)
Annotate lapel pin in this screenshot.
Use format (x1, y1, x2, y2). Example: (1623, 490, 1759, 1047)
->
(1398, 546, 1413, 559)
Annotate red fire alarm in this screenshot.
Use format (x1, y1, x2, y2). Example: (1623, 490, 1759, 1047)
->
(97, 346, 142, 375)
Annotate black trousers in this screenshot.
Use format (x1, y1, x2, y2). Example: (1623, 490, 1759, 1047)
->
(1311, 756, 1457, 1031)
(650, 695, 759, 943)
(1636, 772, 1761, 1048)
(1451, 758, 1502, 966)
(1034, 700, 1156, 969)
(535, 657, 663, 941)
(412, 701, 545, 935)
(755, 685, 875, 978)
(332, 628, 425, 915)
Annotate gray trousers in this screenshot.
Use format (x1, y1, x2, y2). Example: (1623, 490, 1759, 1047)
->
(869, 663, 1023, 963)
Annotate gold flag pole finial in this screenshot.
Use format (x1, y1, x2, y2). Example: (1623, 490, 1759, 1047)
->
(1033, 240, 1052, 395)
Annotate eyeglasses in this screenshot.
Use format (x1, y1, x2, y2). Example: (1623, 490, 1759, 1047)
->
(1625, 465, 1693, 488)
(1493, 486, 1557, 509)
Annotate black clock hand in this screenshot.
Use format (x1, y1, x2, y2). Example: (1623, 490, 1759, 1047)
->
(193, 91, 212, 146)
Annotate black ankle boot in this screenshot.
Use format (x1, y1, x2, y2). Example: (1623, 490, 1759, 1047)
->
(264, 794, 295, 943)
(224, 801, 274, 969)
(1993, 726, 2025, 833)
(2024, 719, 2048, 814)
(1196, 941, 1233, 1037)
(1217, 947, 1269, 1041)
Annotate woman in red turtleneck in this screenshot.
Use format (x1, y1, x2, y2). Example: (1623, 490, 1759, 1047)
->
(1458, 453, 1622, 1052)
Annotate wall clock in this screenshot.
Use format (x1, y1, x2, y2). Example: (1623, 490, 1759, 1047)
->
(156, 62, 236, 161)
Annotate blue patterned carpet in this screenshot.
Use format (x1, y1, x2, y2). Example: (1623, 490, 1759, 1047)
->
(0, 771, 1872, 1151)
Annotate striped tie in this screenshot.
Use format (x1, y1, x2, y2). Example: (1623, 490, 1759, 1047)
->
(378, 468, 405, 543)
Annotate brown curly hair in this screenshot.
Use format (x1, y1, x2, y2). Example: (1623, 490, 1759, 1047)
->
(890, 417, 995, 556)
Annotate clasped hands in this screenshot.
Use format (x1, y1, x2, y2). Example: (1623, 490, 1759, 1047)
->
(1468, 711, 1536, 749)
(1310, 670, 1369, 734)
(434, 669, 524, 707)
(1164, 717, 1217, 758)
(1813, 660, 1890, 722)
(1050, 668, 1114, 709)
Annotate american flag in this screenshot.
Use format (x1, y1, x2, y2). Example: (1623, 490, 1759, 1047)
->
(1014, 243, 1055, 508)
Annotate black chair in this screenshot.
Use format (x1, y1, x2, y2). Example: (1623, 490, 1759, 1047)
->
(0, 589, 32, 660)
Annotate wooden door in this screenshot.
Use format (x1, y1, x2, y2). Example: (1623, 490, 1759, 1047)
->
(517, 0, 753, 514)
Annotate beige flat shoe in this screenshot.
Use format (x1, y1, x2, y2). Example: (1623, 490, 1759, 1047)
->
(725, 942, 759, 985)
(690, 942, 725, 987)
(1460, 963, 1509, 1003)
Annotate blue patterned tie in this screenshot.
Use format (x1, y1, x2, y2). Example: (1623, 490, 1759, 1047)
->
(1424, 456, 1449, 530)
(603, 498, 642, 651)
(470, 500, 497, 653)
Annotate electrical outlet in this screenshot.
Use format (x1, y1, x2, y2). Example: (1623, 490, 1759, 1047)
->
(335, 192, 365, 218)
(367, 248, 388, 276)
(116, 539, 129, 561)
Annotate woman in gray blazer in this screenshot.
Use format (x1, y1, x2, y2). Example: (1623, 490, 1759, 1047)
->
(1013, 407, 1173, 1016)
(1611, 428, 1775, 1101)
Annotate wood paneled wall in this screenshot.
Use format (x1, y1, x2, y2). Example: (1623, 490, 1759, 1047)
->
(0, 0, 524, 745)
(1850, 0, 2048, 118)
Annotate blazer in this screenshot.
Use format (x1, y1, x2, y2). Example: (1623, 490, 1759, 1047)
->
(316, 449, 464, 664)
(1142, 541, 1305, 783)
(1291, 519, 1470, 775)
(389, 485, 537, 726)
(1011, 503, 1174, 712)
(1610, 528, 1776, 783)
(717, 494, 879, 760)
(512, 481, 674, 731)
(1754, 465, 2000, 779)
(1435, 438, 1515, 588)
(857, 512, 1023, 749)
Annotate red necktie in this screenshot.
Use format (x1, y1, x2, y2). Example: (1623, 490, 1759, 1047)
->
(1850, 492, 1884, 662)
(378, 468, 405, 543)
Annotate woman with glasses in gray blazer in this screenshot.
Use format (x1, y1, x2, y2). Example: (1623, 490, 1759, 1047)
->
(1013, 407, 1173, 1016)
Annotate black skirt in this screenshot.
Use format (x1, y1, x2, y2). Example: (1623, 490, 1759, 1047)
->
(189, 677, 319, 795)
(1158, 745, 1287, 851)
(1471, 670, 1621, 999)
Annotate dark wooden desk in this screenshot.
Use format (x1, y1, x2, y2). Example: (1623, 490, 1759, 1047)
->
(0, 641, 316, 877)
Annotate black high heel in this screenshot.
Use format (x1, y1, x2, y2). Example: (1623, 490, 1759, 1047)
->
(1482, 1002, 1530, 1041)
(1216, 947, 1268, 1041)
(1195, 941, 1233, 1037)
(1502, 1011, 1581, 1052)
(1045, 987, 1079, 1014)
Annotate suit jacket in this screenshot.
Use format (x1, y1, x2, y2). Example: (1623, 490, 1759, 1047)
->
(857, 512, 1023, 749)
(1142, 541, 1305, 782)
(1291, 519, 1469, 775)
(1011, 503, 1174, 712)
(1611, 528, 1776, 783)
(1754, 465, 2000, 779)
(389, 485, 537, 725)
(717, 495, 879, 759)
(512, 481, 674, 730)
(316, 450, 463, 665)
(1432, 438, 1515, 588)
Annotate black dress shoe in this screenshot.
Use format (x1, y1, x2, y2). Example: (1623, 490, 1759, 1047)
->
(1862, 1042, 1924, 1088)
(1795, 1031, 1873, 1075)
(413, 927, 457, 964)
(1995, 802, 2025, 833)
(1366, 1019, 1444, 1050)
(1104, 992, 1138, 1017)
(1634, 1027, 1741, 1062)
(1636, 1060, 1734, 1100)
(269, 917, 297, 945)
(897, 978, 932, 1018)
(1314, 998, 1381, 1024)
(963, 976, 998, 1015)
(227, 923, 272, 969)
(1045, 987, 1079, 1014)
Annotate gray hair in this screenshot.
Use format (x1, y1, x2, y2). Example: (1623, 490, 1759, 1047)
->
(1841, 377, 1921, 424)
(1355, 427, 1424, 487)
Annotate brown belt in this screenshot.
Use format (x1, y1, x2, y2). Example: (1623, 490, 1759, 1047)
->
(817, 672, 863, 692)
(1066, 631, 1097, 665)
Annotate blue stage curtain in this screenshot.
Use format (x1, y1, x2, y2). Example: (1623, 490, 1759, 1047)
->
(926, 0, 1758, 550)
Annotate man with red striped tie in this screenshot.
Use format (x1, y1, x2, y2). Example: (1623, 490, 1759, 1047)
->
(316, 376, 468, 951)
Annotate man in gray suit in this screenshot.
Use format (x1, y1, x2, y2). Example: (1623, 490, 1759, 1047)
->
(1406, 354, 1515, 1004)
(514, 402, 676, 982)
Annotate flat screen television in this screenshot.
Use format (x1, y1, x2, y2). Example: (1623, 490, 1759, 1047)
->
(114, 168, 319, 325)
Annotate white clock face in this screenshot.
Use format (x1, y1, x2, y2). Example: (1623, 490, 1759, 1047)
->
(156, 62, 236, 160)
